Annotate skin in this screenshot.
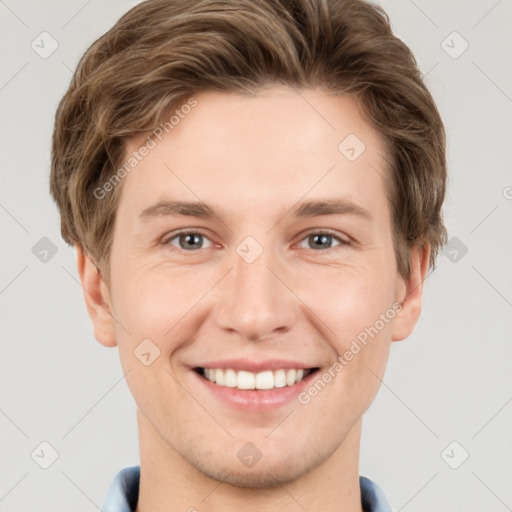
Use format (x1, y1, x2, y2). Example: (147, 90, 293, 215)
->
(76, 85, 429, 512)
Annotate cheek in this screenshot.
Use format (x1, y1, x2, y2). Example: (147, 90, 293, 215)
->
(109, 259, 215, 357)
(298, 257, 396, 343)
(296, 255, 396, 403)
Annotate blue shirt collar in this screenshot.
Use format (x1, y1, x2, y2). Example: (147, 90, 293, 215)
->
(101, 465, 393, 512)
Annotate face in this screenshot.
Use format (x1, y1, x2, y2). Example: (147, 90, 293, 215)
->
(79, 85, 427, 488)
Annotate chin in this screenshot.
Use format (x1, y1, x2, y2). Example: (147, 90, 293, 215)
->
(186, 446, 328, 489)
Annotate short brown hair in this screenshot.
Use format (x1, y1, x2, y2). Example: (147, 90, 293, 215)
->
(50, 0, 447, 283)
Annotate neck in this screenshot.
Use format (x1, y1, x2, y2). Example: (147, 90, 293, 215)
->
(135, 410, 364, 512)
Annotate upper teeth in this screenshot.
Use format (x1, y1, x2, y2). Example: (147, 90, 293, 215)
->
(203, 368, 307, 390)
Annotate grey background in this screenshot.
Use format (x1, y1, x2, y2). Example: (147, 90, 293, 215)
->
(1, 0, 511, 511)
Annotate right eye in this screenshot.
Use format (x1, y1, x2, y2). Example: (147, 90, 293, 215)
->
(163, 230, 214, 251)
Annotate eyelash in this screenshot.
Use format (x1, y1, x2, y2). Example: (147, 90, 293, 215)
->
(162, 229, 351, 253)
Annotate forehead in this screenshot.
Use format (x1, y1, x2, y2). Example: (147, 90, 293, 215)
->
(118, 86, 389, 222)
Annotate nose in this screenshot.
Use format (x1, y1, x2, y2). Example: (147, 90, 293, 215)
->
(214, 243, 299, 342)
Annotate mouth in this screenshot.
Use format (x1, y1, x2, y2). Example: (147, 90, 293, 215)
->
(193, 366, 320, 391)
(188, 358, 323, 410)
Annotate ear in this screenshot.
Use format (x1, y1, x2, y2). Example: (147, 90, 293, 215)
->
(75, 245, 117, 347)
(391, 243, 431, 342)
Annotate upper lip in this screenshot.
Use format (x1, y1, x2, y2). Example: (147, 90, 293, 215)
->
(192, 359, 319, 373)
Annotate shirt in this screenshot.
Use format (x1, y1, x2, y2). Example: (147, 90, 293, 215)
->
(101, 465, 393, 512)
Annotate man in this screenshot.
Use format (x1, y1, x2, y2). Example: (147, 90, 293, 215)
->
(50, 0, 447, 510)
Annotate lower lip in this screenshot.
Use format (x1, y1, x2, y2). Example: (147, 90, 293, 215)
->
(191, 369, 319, 411)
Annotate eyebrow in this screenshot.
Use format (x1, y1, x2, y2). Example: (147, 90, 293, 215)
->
(138, 198, 372, 222)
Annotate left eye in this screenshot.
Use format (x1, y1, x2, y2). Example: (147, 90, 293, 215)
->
(297, 231, 347, 251)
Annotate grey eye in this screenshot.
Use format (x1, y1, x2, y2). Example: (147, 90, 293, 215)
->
(298, 232, 345, 250)
(166, 232, 213, 251)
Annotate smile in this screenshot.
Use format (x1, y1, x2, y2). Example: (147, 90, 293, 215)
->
(194, 367, 319, 391)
